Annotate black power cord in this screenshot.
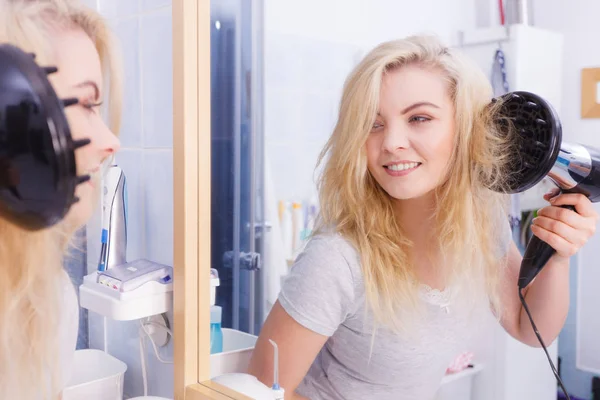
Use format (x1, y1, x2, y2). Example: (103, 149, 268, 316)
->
(519, 289, 571, 400)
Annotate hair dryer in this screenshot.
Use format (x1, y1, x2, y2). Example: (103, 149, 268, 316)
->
(490, 91, 600, 400)
(0, 43, 90, 230)
(492, 91, 600, 289)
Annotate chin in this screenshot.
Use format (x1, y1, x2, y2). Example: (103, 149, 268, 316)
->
(382, 184, 435, 202)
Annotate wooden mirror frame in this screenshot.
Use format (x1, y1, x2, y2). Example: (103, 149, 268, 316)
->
(172, 1, 249, 399)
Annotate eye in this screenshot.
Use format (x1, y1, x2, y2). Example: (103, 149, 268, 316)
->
(371, 121, 384, 131)
(82, 100, 103, 114)
(409, 115, 431, 124)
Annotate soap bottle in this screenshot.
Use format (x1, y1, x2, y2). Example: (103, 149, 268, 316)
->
(210, 305, 223, 354)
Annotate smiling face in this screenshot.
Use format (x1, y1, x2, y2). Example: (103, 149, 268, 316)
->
(48, 27, 121, 228)
(365, 64, 456, 203)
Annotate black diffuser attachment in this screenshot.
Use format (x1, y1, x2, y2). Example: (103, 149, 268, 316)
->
(0, 43, 90, 230)
(493, 91, 563, 194)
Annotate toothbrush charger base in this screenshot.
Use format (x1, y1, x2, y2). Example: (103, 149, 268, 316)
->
(79, 272, 173, 320)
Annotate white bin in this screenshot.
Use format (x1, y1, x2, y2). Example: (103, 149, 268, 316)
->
(63, 349, 127, 400)
(435, 364, 483, 400)
(210, 328, 258, 378)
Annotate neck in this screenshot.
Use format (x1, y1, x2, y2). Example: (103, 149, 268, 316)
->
(393, 191, 437, 244)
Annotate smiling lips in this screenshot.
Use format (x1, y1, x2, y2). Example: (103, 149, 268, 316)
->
(384, 161, 421, 177)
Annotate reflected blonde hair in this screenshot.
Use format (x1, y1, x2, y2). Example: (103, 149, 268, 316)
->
(316, 35, 512, 333)
(0, 0, 122, 398)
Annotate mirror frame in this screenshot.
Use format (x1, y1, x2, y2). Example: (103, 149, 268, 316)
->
(173, 1, 248, 399)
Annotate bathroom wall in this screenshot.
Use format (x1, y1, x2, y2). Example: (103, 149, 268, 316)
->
(81, 0, 174, 398)
(263, 0, 476, 204)
(530, 1, 600, 398)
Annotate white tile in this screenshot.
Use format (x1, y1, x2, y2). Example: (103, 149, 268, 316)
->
(87, 312, 106, 350)
(113, 18, 143, 147)
(142, 150, 173, 266)
(105, 318, 144, 397)
(140, 6, 173, 148)
(299, 92, 337, 143)
(264, 88, 305, 144)
(264, 34, 307, 90)
(115, 150, 145, 261)
(266, 142, 320, 202)
(145, 308, 175, 396)
(140, 0, 171, 11)
(97, 0, 139, 19)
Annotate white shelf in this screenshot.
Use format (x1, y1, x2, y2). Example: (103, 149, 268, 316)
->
(79, 272, 173, 321)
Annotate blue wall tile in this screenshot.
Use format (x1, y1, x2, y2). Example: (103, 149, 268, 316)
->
(97, 0, 140, 20)
(142, 150, 173, 266)
(113, 18, 143, 147)
(140, 6, 173, 149)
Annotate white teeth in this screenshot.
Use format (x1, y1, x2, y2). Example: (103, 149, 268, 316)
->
(387, 162, 419, 171)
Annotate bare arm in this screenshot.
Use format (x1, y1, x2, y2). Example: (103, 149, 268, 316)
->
(500, 192, 598, 346)
(498, 242, 570, 347)
(247, 301, 328, 400)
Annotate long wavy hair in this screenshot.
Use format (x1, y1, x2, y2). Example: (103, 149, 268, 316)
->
(315, 35, 513, 333)
(0, 1, 122, 398)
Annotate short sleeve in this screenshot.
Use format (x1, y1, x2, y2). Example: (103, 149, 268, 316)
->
(278, 234, 356, 337)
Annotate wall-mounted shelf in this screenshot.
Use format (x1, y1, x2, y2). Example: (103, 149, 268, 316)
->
(80, 271, 173, 321)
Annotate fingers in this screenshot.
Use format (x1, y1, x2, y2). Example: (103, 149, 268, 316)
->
(533, 192, 599, 258)
(532, 215, 586, 247)
(530, 223, 579, 258)
(548, 193, 599, 220)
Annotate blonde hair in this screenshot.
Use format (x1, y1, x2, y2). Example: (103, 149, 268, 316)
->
(0, 1, 122, 398)
(315, 35, 512, 333)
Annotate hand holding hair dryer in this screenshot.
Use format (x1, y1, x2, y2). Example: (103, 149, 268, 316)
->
(489, 90, 600, 400)
(490, 91, 600, 288)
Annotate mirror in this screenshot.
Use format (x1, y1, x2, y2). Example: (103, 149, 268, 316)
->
(207, 0, 600, 400)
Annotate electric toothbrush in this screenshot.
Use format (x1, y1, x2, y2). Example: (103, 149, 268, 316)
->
(98, 164, 127, 271)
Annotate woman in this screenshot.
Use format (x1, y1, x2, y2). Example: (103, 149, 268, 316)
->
(248, 35, 598, 399)
(0, 0, 121, 398)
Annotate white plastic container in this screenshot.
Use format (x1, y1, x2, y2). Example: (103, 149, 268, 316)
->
(63, 349, 127, 400)
(210, 328, 258, 378)
(434, 364, 483, 400)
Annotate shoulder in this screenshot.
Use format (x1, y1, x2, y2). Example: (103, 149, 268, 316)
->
(296, 231, 362, 281)
(279, 232, 362, 335)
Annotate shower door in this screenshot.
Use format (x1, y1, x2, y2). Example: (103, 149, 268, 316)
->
(210, 0, 266, 335)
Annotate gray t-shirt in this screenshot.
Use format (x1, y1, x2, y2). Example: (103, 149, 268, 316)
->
(278, 223, 511, 400)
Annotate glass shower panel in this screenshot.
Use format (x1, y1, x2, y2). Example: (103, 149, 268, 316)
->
(210, 0, 265, 335)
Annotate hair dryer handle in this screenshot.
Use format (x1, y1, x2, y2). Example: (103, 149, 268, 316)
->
(518, 204, 576, 289)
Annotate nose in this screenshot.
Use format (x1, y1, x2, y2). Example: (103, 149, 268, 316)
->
(381, 123, 410, 153)
(96, 122, 121, 160)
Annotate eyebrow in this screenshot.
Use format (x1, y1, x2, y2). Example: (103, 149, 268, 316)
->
(400, 101, 440, 115)
(376, 101, 441, 118)
(73, 80, 100, 101)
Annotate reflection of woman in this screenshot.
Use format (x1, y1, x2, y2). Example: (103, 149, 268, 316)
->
(0, 1, 121, 398)
(249, 35, 598, 399)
